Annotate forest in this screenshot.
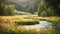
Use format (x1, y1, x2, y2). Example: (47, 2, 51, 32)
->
(0, 0, 60, 16)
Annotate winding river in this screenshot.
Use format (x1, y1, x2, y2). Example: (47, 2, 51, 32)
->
(23, 21, 52, 30)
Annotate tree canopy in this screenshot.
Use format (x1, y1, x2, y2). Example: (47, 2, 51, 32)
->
(0, 0, 15, 16)
(37, 0, 60, 17)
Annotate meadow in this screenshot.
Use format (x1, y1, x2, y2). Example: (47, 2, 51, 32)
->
(0, 16, 60, 34)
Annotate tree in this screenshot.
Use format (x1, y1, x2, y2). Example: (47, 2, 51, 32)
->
(37, 0, 60, 17)
(4, 5, 16, 16)
(0, 0, 16, 16)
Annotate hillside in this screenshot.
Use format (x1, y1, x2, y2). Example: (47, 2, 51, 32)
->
(4, 0, 41, 14)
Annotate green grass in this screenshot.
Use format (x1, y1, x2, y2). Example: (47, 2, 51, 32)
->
(0, 16, 60, 34)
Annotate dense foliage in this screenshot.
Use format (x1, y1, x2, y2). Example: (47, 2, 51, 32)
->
(0, 0, 16, 16)
(1, 0, 60, 16)
(38, 0, 60, 17)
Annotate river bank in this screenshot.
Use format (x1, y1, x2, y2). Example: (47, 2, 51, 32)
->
(0, 16, 60, 34)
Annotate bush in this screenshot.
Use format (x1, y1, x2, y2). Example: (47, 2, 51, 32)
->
(15, 20, 39, 25)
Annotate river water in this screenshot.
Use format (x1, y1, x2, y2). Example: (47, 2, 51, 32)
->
(23, 21, 52, 30)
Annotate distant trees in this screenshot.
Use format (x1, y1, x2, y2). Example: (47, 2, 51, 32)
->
(4, 5, 16, 16)
(37, 0, 60, 17)
(0, 0, 41, 15)
(14, 0, 40, 14)
(0, 4, 16, 16)
(0, 0, 16, 16)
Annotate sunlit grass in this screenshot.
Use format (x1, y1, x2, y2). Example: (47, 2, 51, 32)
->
(0, 16, 60, 34)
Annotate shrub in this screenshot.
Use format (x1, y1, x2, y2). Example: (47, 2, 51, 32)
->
(15, 20, 39, 25)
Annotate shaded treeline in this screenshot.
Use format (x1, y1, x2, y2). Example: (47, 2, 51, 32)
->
(38, 0, 60, 17)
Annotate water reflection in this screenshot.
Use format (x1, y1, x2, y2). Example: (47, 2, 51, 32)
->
(39, 21, 52, 29)
(24, 21, 52, 30)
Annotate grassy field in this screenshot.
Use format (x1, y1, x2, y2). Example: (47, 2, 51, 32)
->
(0, 16, 60, 34)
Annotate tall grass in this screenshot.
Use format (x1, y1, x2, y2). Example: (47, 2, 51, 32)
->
(0, 17, 60, 34)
